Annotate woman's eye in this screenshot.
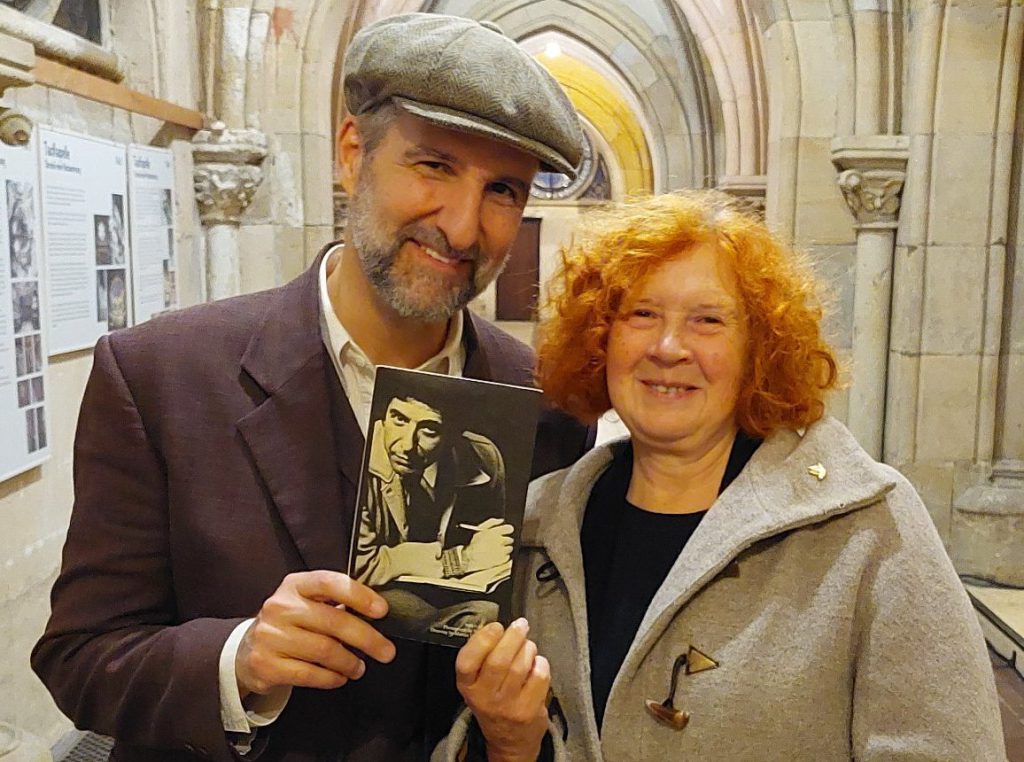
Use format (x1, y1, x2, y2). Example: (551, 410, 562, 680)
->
(624, 309, 657, 325)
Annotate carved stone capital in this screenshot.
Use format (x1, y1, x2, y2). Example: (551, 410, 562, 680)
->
(194, 163, 264, 225)
(835, 168, 906, 227)
(831, 135, 910, 230)
(192, 121, 268, 225)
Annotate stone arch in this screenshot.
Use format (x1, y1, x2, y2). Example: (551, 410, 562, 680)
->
(672, 0, 768, 180)
(426, 0, 720, 191)
(519, 30, 656, 194)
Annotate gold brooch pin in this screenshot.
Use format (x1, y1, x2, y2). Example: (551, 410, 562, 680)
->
(807, 462, 827, 481)
(644, 646, 719, 730)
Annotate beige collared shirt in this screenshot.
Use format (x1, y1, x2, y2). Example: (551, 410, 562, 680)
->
(219, 244, 468, 736)
(317, 244, 466, 435)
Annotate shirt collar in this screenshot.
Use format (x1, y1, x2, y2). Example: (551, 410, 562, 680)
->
(318, 245, 465, 374)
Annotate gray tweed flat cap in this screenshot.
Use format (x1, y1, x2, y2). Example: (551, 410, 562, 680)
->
(344, 13, 584, 178)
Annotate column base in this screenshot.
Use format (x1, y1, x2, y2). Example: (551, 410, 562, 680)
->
(953, 464, 1024, 586)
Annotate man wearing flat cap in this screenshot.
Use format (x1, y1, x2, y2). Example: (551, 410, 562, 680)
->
(33, 13, 590, 762)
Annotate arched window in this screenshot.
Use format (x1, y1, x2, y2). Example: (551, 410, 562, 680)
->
(529, 128, 612, 202)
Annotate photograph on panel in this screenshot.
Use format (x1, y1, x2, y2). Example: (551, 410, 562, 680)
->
(17, 379, 30, 409)
(94, 214, 111, 266)
(163, 260, 176, 309)
(35, 407, 46, 450)
(31, 376, 44, 404)
(12, 282, 39, 335)
(31, 332, 41, 371)
(15, 335, 26, 376)
(109, 194, 126, 266)
(7, 180, 36, 279)
(96, 271, 108, 323)
(161, 189, 172, 226)
(349, 366, 541, 647)
(22, 334, 35, 374)
(106, 269, 127, 330)
(25, 406, 37, 453)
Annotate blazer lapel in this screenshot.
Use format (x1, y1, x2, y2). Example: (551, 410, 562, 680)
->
(236, 246, 354, 572)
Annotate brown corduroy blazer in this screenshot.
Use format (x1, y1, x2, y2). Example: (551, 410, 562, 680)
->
(32, 248, 592, 762)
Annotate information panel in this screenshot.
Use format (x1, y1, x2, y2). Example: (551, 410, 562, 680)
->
(0, 136, 50, 481)
(40, 127, 130, 355)
(128, 145, 177, 323)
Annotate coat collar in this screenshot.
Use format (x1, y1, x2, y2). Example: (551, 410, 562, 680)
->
(234, 247, 519, 572)
(525, 416, 898, 694)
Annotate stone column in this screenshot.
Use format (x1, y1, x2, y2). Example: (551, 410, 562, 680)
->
(0, 30, 36, 146)
(192, 122, 267, 301)
(831, 135, 909, 459)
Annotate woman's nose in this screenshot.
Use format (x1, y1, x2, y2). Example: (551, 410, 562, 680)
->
(648, 325, 692, 364)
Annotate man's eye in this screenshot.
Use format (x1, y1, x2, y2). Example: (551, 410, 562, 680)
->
(489, 183, 522, 203)
(419, 161, 449, 173)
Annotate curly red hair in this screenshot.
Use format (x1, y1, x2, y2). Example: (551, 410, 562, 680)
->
(536, 191, 839, 437)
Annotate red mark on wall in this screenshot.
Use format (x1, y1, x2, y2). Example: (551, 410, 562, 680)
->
(272, 7, 295, 42)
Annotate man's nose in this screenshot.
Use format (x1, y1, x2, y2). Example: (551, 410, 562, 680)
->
(434, 187, 483, 252)
(395, 427, 416, 453)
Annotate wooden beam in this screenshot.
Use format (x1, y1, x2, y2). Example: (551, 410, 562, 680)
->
(32, 56, 205, 131)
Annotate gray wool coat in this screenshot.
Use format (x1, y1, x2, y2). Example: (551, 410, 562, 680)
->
(435, 417, 1007, 761)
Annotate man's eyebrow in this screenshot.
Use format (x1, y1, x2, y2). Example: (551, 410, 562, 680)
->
(403, 146, 460, 164)
(403, 146, 530, 196)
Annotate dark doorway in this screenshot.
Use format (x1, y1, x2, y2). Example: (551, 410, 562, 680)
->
(496, 217, 540, 321)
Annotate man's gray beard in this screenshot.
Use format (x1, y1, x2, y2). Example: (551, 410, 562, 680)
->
(349, 174, 486, 323)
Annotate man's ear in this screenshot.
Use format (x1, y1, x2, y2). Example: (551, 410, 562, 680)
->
(337, 115, 363, 195)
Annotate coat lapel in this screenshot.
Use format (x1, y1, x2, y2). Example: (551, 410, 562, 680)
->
(236, 246, 355, 572)
(530, 447, 618, 758)
(620, 418, 898, 680)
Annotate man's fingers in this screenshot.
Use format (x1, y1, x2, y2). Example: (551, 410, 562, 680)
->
(281, 627, 369, 680)
(477, 523, 514, 538)
(276, 656, 353, 691)
(289, 571, 388, 619)
(475, 517, 505, 530)
(312, 605, 396, 664)
(456, 621, 504, 685)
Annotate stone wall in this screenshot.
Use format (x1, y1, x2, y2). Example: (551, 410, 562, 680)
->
(0, 0, 204, 744)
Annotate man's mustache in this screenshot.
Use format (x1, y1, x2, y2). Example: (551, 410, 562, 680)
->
(401, 224, 480, 264)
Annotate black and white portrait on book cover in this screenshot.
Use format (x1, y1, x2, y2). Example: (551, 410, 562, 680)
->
(349, 366, 540, 647)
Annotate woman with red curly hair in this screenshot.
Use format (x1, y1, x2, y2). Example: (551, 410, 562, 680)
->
(440, 191, 1003, 762)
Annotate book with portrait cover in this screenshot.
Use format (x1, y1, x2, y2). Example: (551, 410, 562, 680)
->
(348, 366, 542, 647)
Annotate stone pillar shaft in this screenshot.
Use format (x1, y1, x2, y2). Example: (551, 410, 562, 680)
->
(831, 135, 909, 459)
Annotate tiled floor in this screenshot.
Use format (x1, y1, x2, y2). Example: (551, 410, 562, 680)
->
(967, 582, 1024, 761)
